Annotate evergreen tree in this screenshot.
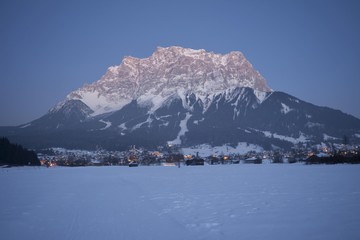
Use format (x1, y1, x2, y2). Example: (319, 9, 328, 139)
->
(0, 137, 40, 166)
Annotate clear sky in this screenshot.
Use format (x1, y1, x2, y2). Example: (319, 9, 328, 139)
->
(1, 0, 359, 126)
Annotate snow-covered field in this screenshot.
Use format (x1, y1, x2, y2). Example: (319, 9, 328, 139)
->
(1, 165, 360, 240)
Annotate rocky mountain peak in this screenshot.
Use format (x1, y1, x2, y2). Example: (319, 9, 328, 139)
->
(63, 46, 271, 116)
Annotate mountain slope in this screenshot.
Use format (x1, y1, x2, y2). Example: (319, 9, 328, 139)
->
(2, 87, 359, 150)
(1, 46, 359, 150)
(60, 46, 271, 116)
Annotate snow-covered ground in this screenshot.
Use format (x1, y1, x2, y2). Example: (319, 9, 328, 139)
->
(1, 165, 360, 240)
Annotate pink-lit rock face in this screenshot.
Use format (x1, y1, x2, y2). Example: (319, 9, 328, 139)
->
(63, 46, 271, 116)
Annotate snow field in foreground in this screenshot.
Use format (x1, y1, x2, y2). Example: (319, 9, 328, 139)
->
(1, 165, 360, 240)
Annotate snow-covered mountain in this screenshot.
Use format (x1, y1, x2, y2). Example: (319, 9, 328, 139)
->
(58, 46, 271, 116)
(1, 46, 360, 150)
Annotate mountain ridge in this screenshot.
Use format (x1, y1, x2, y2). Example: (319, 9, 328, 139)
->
(58, 46, 271, 117)
(1, 47, 359, 150)
(2, 87, 359, 151)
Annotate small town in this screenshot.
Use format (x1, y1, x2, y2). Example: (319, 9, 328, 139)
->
(37, 143, 360, 168)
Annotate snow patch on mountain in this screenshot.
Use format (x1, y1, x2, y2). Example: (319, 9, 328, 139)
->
(281, 103, 292, 114)
(323, 134, 340, 141)
(194, 118, 205, 125)
(138, 93, 168, 113)
(99, 120, 112, 130)
(138, 87, 264, 117)
(132, 116, 153, 131)
(306, 122, 324, 128)
(19, 123, 31, 128)
(69, 90, 131, 116)
(169, 113, 192, 145)
(258, 130, 308, 144)
(254, 89, 270, 103)
(237, 128, 252, 133)
(118, 123, 127, 131)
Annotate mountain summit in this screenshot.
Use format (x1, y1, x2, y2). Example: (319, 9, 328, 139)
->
(1, 47, 359, 150)
(59, 46, 271, 116)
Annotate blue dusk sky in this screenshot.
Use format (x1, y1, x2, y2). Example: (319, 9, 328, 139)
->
(1, 0, 360, 126)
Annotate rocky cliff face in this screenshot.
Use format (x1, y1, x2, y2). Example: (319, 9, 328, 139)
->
(61, 46, 271, 116)
(2, 47, 359, 151)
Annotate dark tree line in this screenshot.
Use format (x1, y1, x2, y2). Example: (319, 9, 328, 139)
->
(306, 154, 360, 165)
(0, 137, 40, 166)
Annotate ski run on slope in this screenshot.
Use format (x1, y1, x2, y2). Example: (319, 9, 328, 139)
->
(168, 112, 192, 145)
(1, 165, 360, 240)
